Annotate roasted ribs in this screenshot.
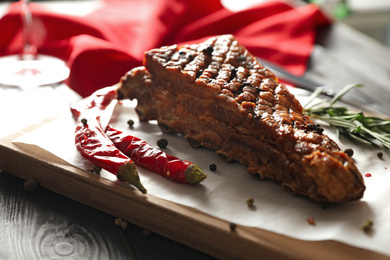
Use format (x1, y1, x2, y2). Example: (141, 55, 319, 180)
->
(117, 34, 365, 203)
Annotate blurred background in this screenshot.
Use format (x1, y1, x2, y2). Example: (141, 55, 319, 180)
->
(1, 0, 389, 48)
(342, 0, 390, 47)
(314, 0, 390, 48)
(223, 0, 390, 48)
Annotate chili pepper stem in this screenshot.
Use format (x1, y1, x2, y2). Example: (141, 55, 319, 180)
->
(185, 164, 207, 184)
(117, 162, 147, 194)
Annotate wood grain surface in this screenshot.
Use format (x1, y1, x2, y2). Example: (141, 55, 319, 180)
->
(1, 1, 390, 259)
(0, 170, 215, 260)
(307, 23, 390, 117)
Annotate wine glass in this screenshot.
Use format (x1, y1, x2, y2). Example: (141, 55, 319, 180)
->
(0, 0, 70, 89)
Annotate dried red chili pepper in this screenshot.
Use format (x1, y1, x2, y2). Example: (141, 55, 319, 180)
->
(105, 125, 206, 184)
(71, 86, 146, 193)
(71, 86, 205, 185)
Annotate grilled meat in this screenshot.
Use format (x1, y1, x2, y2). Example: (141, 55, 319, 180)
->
(117, 34, 365, 202)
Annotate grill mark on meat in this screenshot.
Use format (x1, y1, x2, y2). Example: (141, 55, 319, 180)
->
(226, 66, 249, 93)
(197, 35, 233, 88)
(165, 49, 195, 70)
(180, 38, 217, 82)
(150, 45, 177, 67)
(210, 46, 240, 89)
(211, 64, 234, 88)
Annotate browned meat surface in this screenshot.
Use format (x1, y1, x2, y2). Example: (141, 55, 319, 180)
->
(117, 35, 365, 203)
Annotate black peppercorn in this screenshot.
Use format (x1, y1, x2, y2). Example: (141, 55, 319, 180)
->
(209, 163, 217, 171)
(127, 119, 134, 128)
(229, 223, 236, 231)
(24, 179, 39, 192)
(89, 165, 102, 174)
(344, 148, 354, 157)
(81, 118, 88, 126)
(157, 138, 168, 149)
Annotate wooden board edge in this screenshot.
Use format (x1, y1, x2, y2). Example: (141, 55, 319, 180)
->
(0, 123, 389, 260)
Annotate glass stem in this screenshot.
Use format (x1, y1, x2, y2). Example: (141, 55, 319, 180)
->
(20, 0, 38, 60)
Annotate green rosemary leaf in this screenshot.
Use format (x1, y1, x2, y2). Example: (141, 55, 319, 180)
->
(329, 83, 364, 106)
(347, 132, 374, 146)
(303, 83, 390, 151)
(303, 87, 327, 109)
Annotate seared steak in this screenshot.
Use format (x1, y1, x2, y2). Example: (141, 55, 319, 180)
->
(117, 35, 365, 202)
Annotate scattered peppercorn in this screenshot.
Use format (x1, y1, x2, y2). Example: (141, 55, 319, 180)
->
(246, 197, 254, 207)
(377, 151, 383, 159)
(127, 119, 135, 128)
(24, 178, 39, 192)
(121, 221, 129, 229)
(344, 148, 354, 157)
(89, 165, 102, 174)
(157, 138, 168, 149)
(361, 219, 373, 233)
(81, 118, 88, 126)
(364, 173, 372, 177)
(307, 217, 316, 225)
(209, 163, 217, 171)
(114, 218, 123, 226)
(229, 223, 237, 232)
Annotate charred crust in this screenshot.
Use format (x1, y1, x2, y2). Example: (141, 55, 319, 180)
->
(196, 70, 203, 78)
(216, 150, 234, 163)
(202, 46, 214, 55)
(230, 68, 237, 80)
(158, 122, 175, 134)
(304, 124, 324, 134)
(185, 136, 202, 148)
(117, 88, 125, 100)
(281, 183, 296, 195)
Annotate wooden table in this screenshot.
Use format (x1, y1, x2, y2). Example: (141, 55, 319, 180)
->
(1, 1, 390, 259)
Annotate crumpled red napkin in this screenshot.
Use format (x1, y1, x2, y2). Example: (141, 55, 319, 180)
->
(0, 0, 330, 97)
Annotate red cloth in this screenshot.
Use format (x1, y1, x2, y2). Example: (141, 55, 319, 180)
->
(0, 0, 330, 97)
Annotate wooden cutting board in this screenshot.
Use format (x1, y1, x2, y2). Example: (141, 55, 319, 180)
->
(0, 118, 388, 260)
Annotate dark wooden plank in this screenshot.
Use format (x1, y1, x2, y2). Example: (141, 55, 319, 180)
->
(0, 171, 216, 259)
(0, 170, 128, 259)
(307, 22, 390, 116)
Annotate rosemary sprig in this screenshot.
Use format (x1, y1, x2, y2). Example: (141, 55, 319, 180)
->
(303, 84, 390, 150)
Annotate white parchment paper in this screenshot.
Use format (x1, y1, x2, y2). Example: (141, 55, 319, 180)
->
(13, 94, 390, 257)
